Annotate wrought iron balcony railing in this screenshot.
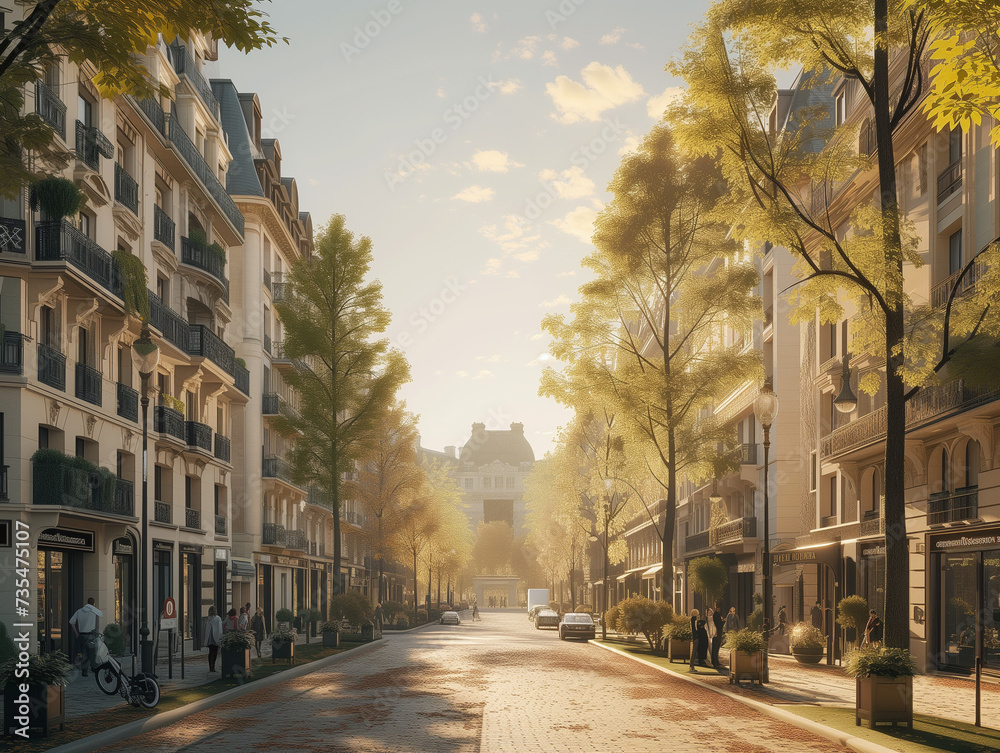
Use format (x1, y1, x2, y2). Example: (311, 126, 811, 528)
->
(710, 516, 757, 546)
(685, 530, 710, 553)
(180, 236, 228, 291)
(234, 363, 250, 395)
(937, 158, 963, 203)
(263, 267, 272, 291)
(262, 393, 280, 415)
(928, 488, 978, 525)
(185, 420, 212, 452)
(35, 80, 66, 139)
(185, 507, 201, 530)
(188, 324, 236, 376)
(38, 344, 66, 391)
(32, 452, 132, 516)
(36, 220, 122, 300)
(169, 41, 221, 119)
(0, 217, 26, 254)
(153, 405, 185, 441)
(154, 500, 172, 524)
(286, 529, 308, 551)
(75, 362, 102, 406)
(114, 162, 139, 215)
(215, 514, 227, 536)
(75, 120, 113, 171)
(0, 332, 24, 374)
(116, 382, 138, 421)
(263, 522, 287, 546)
(153, 205, 175, 249)
(214, 434, 231, 463)
(147, 291, 189, 352)
(740, 443, 758, 465)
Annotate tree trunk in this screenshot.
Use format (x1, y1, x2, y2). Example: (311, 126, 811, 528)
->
(413, 551, 418, 625)
(601, 515, 609, 640)
(873, 0, 909, 650)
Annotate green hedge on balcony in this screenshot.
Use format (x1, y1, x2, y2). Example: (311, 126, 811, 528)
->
(31, 448, 117, 510)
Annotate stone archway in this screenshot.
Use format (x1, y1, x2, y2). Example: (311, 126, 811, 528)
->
(473, 576, 520, 609)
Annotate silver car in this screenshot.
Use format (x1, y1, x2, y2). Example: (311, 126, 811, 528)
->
(440, 610, 461, 625)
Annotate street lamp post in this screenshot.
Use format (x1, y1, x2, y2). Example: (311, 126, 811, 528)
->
(753, 379, 778, 685)
(131, 324, 159, 675)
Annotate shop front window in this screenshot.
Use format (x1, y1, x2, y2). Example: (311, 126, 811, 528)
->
(942, 553, 978, 668)
(984, 550, 1000, 670)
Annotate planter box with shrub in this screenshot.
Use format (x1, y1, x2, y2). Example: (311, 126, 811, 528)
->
(845, 646, 915, 730)
(219, 629, 254, 679)
(2, 651, 70, 737)
(320, 621, 340, 648)
(723, 628, 765, 685)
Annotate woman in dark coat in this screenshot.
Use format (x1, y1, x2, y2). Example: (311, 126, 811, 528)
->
(691, 609, 709, 666)
(251, 607, 266, 658)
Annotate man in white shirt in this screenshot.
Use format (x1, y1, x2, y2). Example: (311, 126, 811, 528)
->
(69, 597, 102, 676)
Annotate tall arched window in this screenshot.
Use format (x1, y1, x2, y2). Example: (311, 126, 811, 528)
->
(941, 449, 950, 494)
(963, 440, 980, 489)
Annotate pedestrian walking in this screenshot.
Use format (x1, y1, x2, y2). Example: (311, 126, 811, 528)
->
(237, 605, 250, 631)
(811, 601, 824, 633)
(777, 605, 788, 635)
(205, 606, 223, 671)
(472, 603, 480, 621)
(864, 609, 883, 647)
(69, 597, 102, 676)
(711, 606, 724, 666)
(223, 608, 238, 632)
(251, 607, 266, 658)
(723, 606, 741, 633)
(374, 602, 384, 631)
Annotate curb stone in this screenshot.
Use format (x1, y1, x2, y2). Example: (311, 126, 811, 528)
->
(46, 638, 386, 753)
(592, 641, 900, 753)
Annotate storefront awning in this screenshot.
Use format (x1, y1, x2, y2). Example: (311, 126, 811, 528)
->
(642, 564, 663, 578)
(231, 560, 256, 580)
(616, 574, 628, 582)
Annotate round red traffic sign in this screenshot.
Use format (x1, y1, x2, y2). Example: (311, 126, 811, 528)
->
(163, 597, 176, 619)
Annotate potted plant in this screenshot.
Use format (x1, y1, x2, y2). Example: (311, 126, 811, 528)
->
(844, 645, 916, 729)
(837, 594, 870, 648)
(2, 651, 70, 736)
(30, 176, 86, 221)
(102, 624, 126, 658)
(665, 615, 693, 663)
(723, 628, 765, 685)
(219, 629, 253, 679)
(320, 620, 341, 648)
(789, 623, 825, 664)
(275, 607, 294, 631)
(270, 624, 296, 664)
(307, 609, 323, 640)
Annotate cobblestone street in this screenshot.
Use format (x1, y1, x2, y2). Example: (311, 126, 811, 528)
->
(91, 612, 850, 753)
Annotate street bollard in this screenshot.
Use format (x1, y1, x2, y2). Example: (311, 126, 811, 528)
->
(976, 657, 982, 727)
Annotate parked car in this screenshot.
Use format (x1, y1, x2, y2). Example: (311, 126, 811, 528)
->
(440, 611, 461, 625)
(534, 609, 561, 629)
(559, 613, 596, 640)
(527, 605, 545, 621)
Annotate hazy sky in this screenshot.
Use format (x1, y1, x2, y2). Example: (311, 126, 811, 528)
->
(218, 0, 713, 456)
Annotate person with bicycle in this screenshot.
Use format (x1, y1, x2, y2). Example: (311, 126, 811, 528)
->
(69, 597, 102, 677)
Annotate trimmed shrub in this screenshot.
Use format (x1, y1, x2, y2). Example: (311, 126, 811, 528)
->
(843, 646, 917, 678)
(394, 616, 409, 630)
(837, 595, 870, 647)
(330, 591, 374, 629)
(605, 604, 622, 633)
(723, 628, 765, 654)
(381, 601, 406, 622)
(618, 596, 674, 650)
(275, 608, 294, 624)
(789, 623, 825, 651)
(574, 604, 594, 614)
(663, 615, 693, 643)
(688, 556, 729, 604)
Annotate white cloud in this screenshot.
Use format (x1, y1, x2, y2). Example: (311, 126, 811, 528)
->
(557, 270, 577, 277)
(513, 250, 539, 262)
(487, 354, 505, 363)
(627, 42, 645, 51)
(472, 150, 523, 173)
(550, 205, 600, 244)
(538, 165, 594, 199)
(510, 35, 542, 60)
(561, 37, 580, 50)
(470, 13, 487, 33)
(436, 87, 446, 99)
(482, 257, 502, 275)
(647, 86, 684, 120)
(600, 27, 626, 45)
(618, 131, 641, 155)
(506, 270, 520, 278)
(541, 50, 558, 67)
(529, 332, 545, 341)
(479, 214, 548, 257)
(456, 370, 469, 378)
(546, 62, 645, 124)
(453, 185, 496, 203)
(540, 294, 573, 308)
(473, 370, 494, 379)
(486, 78, 524, 95)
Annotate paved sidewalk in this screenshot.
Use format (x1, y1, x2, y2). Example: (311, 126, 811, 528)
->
(64, 629, 321, 719)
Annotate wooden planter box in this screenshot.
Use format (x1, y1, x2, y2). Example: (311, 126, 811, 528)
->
(4, 683, 65, 737)
(668, 639, 691, 663)
(322, 631, 340, 648)
(271, 639, 295, 665)
(221, 648, 252, 679)
(856, 676, 913, 729)
(728, 650, 763, 685)
(792, 648, 825, 664)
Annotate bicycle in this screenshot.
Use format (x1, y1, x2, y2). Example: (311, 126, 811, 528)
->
(92, 634, 161, 708)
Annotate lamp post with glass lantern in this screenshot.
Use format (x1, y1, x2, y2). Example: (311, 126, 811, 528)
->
(753, 379, 778, 684)
(131, 324, 159, 674)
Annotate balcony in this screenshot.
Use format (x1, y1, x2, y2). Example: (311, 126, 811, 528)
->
(310, 541, 317, 556)
(931, 258, 987, 309)
(35, 80, 66, 139)
(215, 514, 227, 536)
(169, 41, 221, 119)
(38, 344, 66, 391)
(821, 378, 1000, 458)
(263, 456, 299, 487)
(153, 405, 185, 441)
(685, 530, 710, 553)
(0, 217, 26, 254)
(36, 220, 122, 300)
(180, 236, 228, 293)
(153, 205, 175, 250)
(32, 452, 132, 516)
(740, 443, 758, 465)
(184, 507, 201, 530)
(116, 383, 138, 421)
(263, 267, 272, 292)
(0, 332, 25, 374)
(114, 162, 139, 215)
(859, 510, 884, 538)
(262, 393, 280, 415)
(937, 158, 963, 203)
(764, 305, 773, 328)
(711, 516, 757, 546)
(272, 275, 288, 303)
(263, 522, 287, 547)
(286, 529, 308, 551)
(147, 291, 189, 352)
(185, 420, 212, 452)
(188, 324, 236, 376)
(271, 340, 292, 363)
(75, 120, 113, 171)
(154, 500, 172, 524)
(263, 333, 272, 355)
(234, 363, 250, 395)
(75, 363, 102, 406)
(929, 487, 978, 525)
(214, 434, 231, 463)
